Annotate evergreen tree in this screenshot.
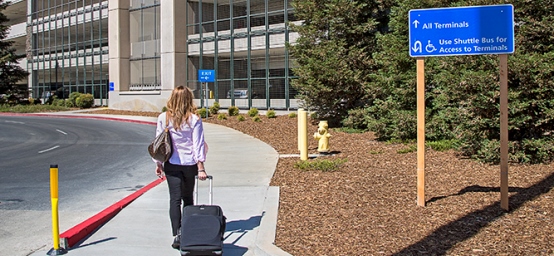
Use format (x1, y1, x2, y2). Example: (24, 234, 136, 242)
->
(0, 0, 29, 98)
(289, 0, 394, 126)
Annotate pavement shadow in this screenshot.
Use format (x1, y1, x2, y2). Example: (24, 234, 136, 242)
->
(70, 236, 117, 250)
(220, 214, 263, 255)
(224, 214, 262, 241)
(393, 172, 554, 255)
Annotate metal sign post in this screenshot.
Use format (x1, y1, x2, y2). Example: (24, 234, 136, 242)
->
(198, 69, 216, 118)
(409, 4, 514, 210)
(205, 82, 209, 118)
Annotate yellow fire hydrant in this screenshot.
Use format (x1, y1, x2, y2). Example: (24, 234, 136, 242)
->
(314, 121, 331, 153)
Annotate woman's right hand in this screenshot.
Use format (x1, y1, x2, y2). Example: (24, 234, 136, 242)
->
(198, 170, 208, 180)
(155, 164, 164, 179)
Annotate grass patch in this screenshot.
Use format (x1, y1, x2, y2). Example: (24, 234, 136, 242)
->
(0, 104, 71, 113)
(387, 138, 416, 145)
(426, 140, 459, 151)
(335, 127, 366, 133)
(294, 158, 347, 172)
(397, 144, 417, 154)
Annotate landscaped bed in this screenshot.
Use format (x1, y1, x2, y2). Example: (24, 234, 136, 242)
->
(88, 109, 554, 255)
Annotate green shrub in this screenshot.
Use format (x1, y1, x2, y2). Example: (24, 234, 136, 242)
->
(294, 158, 347, 172)
(342, 108, 369, 130)
(47, 95, 58, 105)
(513, 139, 554, 164)
(68, 92, 81, 107)
(209, 102, 220, 115)
(237, 115, 246, 121)
(162, 106, 168, 112)
(465, 138, 554, 164)
(365, 101, 417, 142)
(0, 104, 70, 113)
(197, 108, 207, 118)
(75, 93, 94, 108)
(267, 109, 276, 118)
(217, 113, 226, 120)
(288, 112, 297, 118)
(228, 106, 239, 116)
(247, 107, 258, 117)
(252, 115, 262, 122)
(52, 98, 67, 107)
(64, 100, 72, 107)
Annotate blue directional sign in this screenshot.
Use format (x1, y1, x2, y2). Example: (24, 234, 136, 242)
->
(409, 5, 514, 57)
(198, 69, 215, 82)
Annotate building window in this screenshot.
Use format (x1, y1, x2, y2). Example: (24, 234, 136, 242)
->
(129, 4, 161, 91)
(28, 0, 108, 102)
(185, 0, 298, 110)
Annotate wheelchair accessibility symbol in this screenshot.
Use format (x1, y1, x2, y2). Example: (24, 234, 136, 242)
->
(425, 40, 437, 53)
(412, 40, 437, 54)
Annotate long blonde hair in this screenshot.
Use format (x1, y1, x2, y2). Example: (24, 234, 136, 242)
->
(166, 86, 197, 130)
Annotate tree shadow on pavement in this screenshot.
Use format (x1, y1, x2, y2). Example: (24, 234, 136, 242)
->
(393, 172, 554, 255)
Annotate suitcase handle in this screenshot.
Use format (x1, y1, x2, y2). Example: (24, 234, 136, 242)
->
(194, 175, 213, 205)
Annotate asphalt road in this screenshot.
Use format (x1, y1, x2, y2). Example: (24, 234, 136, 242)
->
(0, 115, 157, 256)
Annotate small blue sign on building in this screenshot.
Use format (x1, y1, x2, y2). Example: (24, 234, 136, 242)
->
(109, 82, 114, 91)
(198, 70, 215, 83)
(409, 4, 514, 57)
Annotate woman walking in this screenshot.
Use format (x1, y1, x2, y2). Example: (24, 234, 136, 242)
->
(153, 86, 208, 249)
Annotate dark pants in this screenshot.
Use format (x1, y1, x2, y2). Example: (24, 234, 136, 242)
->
(164, 162, 198, 236)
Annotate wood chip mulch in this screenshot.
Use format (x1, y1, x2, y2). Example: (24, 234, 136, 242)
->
(89, 109, 554, 255)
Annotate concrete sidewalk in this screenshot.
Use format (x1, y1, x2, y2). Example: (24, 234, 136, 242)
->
(29, 111, 292, 256)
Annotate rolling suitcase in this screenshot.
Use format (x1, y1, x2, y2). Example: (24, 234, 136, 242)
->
(180, 175, 226, 256)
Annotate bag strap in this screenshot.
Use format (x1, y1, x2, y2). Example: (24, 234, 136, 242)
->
(164, 111, 171, 132)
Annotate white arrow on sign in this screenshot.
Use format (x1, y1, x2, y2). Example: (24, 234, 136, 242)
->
(412, 41, 422, 53)
(412, 20, 420, 28)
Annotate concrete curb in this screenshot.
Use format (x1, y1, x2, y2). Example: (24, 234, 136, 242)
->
(255, 186, 292, 256)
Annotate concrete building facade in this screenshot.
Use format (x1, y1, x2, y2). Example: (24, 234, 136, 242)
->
(5, 0, 300, 111)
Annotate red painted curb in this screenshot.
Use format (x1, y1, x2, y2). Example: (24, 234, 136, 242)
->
(60, 177, 166, 248)
(0, 112, 156, 126)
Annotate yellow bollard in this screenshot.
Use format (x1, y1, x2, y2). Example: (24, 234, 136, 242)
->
(298, 109, 308, 160)
(297, 109, 303, 151)
(48, 164, 67, 255)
